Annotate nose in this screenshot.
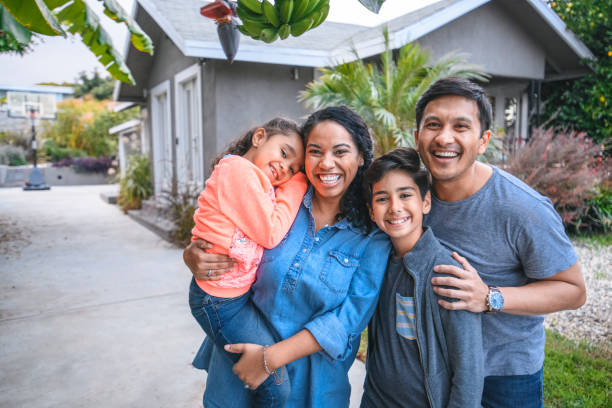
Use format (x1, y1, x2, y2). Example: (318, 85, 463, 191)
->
(389, 196, 401, 213)
(435, 124, 455, 145)
(318, 152, 334, 170)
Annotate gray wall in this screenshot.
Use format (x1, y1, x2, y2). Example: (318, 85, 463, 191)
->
(417, 1, 546, 79)
(204, 60, 313, 177)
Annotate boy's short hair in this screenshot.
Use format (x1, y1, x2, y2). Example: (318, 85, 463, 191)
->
(363, 147, 430, 205)
(415, 77, 492, 137)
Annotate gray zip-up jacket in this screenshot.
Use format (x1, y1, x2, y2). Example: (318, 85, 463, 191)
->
(402, 227, 484, 408)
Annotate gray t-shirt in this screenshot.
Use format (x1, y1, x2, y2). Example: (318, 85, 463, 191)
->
(361, 257, 428, 408)
(425, 166, 577, 376)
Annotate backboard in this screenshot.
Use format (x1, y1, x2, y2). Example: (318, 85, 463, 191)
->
(7, 91, 57, 119)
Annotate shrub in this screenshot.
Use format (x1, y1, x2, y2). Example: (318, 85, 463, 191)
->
(0, 145, 27, 166)
(117, 155, 153, 213)
(501, 127, 607, 230)
(51, 156, 114, 173)
(161, 186, 200, 248)
(578, 181, 612, 233)
(43, 139, 86, 162)
(0, 131, 29, 150)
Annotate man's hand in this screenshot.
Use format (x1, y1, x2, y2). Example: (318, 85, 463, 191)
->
(225, 343, 270, 390)
(431, 252, 489, 313)
(183, 239, 236, 280)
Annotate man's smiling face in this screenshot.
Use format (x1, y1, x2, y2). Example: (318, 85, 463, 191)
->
(415, 95, 490, 186)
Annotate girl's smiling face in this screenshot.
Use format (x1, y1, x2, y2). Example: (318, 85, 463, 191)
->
(304, 121, 363, 201)
(248, 129, 304, 186)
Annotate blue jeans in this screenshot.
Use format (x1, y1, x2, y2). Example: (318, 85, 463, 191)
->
(481, 367, 544, 408)
(188, 278, 290, 408)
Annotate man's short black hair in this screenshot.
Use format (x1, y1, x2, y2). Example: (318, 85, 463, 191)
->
(415, 77, 492, 136)
(363, 147, 430, 206)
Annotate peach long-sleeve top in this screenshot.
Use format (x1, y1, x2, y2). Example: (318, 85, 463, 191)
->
(191, 155, 308, 298)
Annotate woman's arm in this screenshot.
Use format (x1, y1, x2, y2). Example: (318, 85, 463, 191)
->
(183, 239, 236, 280)
(227, 231, 391, 388)
(226, 329, 321, 389)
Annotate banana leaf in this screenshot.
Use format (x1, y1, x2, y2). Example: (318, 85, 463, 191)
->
(358, 0, 386, 14)
(100, 0, 153, 54)
(0, 0, 64, 36)
(0, 0, 153, 85)
(0, 4, 32, 45)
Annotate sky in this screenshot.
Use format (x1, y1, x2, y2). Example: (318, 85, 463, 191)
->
(0, 0, 439, 86)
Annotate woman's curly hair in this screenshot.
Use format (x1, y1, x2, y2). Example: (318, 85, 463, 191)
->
(211, 117, 302, 172)
(302, 106, 374, 231)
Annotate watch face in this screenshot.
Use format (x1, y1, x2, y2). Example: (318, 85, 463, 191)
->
(490, 291, 504, 310)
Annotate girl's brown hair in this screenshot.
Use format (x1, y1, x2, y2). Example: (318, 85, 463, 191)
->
(211, 117, 302, 172)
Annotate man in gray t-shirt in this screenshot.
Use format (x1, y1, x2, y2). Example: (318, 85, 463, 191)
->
(413, 78, 586, 407)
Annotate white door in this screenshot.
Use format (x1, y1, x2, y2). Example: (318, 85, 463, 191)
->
(175, 64, 204, 190)
(151, 80, 173, 197)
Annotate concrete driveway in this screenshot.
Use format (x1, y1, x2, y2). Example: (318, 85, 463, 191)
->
(0, 185, 365, 407)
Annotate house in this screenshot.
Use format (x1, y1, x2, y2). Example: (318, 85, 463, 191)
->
(115, 0, 593, 199)
(0, 84, 73, 136)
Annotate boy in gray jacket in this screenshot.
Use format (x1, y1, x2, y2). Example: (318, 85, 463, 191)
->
(360, 147, 483, 408)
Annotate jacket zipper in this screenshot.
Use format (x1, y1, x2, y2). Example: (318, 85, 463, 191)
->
(409, 266, 435, 408)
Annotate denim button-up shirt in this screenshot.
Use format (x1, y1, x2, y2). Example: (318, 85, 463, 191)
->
(194, 187, 391, 407)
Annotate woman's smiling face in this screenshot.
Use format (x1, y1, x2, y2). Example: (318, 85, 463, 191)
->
(305, 120, 363, 202)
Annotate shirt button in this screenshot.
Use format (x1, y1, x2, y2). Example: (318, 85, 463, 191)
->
(344, 258, 349, 263)
(314, 237, 319, 241)
(303, 249, 307, 253)
(294, 262, 299, 267)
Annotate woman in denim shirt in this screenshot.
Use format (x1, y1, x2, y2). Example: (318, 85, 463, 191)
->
(184, 106, 392, 407)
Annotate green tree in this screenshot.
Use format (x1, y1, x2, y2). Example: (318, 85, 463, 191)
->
(300, 30, 488, 154)
(0, 0, 153, 84)
(73, 70, 115, 100)
(542, 0, 611, 146)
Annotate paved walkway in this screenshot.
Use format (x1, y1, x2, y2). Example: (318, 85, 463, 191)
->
(0, 185, 365, 407)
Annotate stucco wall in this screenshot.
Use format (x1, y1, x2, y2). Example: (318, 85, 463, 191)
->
(417, 1, 546, 79)
(206, 60, 313, 177)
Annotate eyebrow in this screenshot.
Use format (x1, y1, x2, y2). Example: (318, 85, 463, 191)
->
(423, 114, 473, 124)
(373, 186, 415, 196)
(284, 143, 297, 155)
(306, 143, 353, 149)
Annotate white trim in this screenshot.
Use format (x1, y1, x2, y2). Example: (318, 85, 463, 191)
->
(173, 63, 204, 189)
(0, 84, 73, 94)
(150, 79, 173, 198)
(109, 119, 140, 135)
(526, 0, 594, 60)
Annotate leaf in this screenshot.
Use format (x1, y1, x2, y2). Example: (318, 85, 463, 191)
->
(0, 0, 65, 36)
(358, 0, 386, 14)
(0, 4, 32, 45)
(101, 0, 153, 54)
(52, 0, 135, 84)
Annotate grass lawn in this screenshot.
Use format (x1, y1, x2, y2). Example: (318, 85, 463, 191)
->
(357, 329, 611, 406)
(571, 232, 612, 247)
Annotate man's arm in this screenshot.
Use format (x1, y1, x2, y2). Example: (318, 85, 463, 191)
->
(431, 253, 586, 315)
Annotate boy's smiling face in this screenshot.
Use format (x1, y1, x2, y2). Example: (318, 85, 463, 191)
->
(370, 169, 431, 257)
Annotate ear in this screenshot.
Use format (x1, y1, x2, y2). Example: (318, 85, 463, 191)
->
(369, 205, 375, 221)
(251, 128, 267, 148)
(422, 190, 432, 215)
(358, 153, 364, 167)
(478, 130, 492, 155)
(413, 130, 419, 145)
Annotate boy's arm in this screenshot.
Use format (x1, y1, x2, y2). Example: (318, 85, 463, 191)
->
(440, 305, 484, 408)
(215, 159, 307, 248)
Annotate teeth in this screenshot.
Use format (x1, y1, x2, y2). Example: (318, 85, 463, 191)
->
(319, 175, 340, 184)
(435, 151, 458, 158)
(387, 218, 408, 224)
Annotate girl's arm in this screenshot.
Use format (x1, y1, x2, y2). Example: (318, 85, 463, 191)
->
(213, 157, 307, 248)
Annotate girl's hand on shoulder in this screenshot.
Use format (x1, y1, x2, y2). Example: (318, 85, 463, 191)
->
(183, 239, 236, 280)
(225, 343, 269, 390)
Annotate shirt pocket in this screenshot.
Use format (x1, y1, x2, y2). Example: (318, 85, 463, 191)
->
(396, 293, 416, 340)
(319, 250, 360, 294)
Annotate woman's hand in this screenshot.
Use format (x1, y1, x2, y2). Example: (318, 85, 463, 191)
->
(225, 343, 270, 390)
(183, 239, 236, 280)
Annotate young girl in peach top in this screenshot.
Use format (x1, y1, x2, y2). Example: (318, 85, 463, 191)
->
(189, 117, 307, 408)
